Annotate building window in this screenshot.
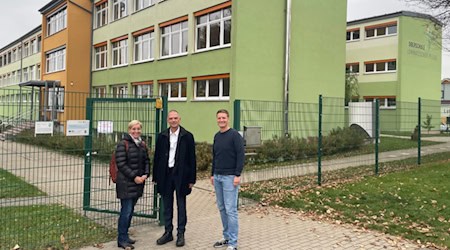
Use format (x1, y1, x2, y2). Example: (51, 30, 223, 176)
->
(24, 43, 29, 58)
(365, 59, 396, 73)
(29, 65, 36, 80)
(94, 44, 108, 69)
(133, 83, 153, 98)
(195, 4, 232, 51)
(346, 63, 359, 74)
(48, 87, 65, 111)
(31, 39, 38, 54)
(159, 80, 187, 101)
(95, 1, 108, 28)
(365, 96, 396, 109)
(94, 87, 106, 98)
(194, 75, 230, 101)
(23, 68, 29, 82)
(346, 29, 360, 41)
(112, 0, 127, 21)
(36, 64, 41, 79)
(46, 47, 66, 73)
(47, 7, 67, 36)
(112, 38, 128, 66)
(111, 84, 128, 98)
(365, 21, 397, 38)
(37, 36, 42, 52)
(135, 0, 155, 11)
(134, 31, 154, 62)
(160, 19, 188, 57)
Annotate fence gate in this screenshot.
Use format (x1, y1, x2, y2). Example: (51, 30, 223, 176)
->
(83, 97, 166, 220)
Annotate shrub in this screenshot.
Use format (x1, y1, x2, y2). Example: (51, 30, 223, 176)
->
(196, 142, 212, 172)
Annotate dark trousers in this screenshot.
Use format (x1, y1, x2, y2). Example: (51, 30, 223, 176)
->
(162, 169, 187, 235)
(118, 197, 139, 243)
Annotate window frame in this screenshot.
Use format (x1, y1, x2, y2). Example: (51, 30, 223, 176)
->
(94, 86, 107, 98)
(111, 84, 128, 98)
(47, 87, 65, 111)
(365, 21, 397, 39)
(95, 1, 108, 28)
(160, 18, 188, 58)
(195, 4, 232, 52)
(111, 37, 128, 67)
(158, 79, 187, 101)
(94, 42, 108, 70)
(45, 47, 66, 73)
(112, 0, 127, 21)
(364, 59, 396, 74)
(132, 81, 153, 98)
(364, 96, 396, 109)
(133, 29, 155, 63)
(134, 0, 155, 12)
(193, 75, 230, 101)
(345, 63, 360, 74)
(47, 7, 67, 36)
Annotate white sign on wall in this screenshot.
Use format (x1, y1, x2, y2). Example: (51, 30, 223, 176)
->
(98, 121, 113, 134)
(67, 120, 90, 136)
(35, 121, 53, 136)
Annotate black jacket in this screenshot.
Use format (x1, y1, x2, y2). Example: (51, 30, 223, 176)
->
(152, 126, 196, 196)
(115, 134, 150, 199)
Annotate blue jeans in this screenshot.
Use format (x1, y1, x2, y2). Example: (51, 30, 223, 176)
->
(213, 174, 239, 247)
(118, 197, 138, 243)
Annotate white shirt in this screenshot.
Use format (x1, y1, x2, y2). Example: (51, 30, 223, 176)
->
(168, 127, 180, 168)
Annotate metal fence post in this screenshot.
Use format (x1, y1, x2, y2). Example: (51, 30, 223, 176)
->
(317, 95, 322, 186)
(83, 98, 93, 209)
(233, 99, 241, 130)
(418, 97, 421, 165)
(375, 99, 379, 175)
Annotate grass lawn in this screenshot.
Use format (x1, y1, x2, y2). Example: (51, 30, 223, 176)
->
(0, 169, 46, 198)
(0, 204, 115, 249)
(241, 154, 450, 248)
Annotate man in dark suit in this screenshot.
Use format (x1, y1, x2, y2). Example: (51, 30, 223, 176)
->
(153, 110, 196, 247)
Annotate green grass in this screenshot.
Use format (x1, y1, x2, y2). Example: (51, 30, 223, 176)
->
(383, 130, 450, 137)
(241, 153, 450, 248)
(0, 204, 116, 249)
(0, 169, 46, 198)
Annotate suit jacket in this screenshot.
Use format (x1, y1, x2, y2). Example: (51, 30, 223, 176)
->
(152, 126, 196, 196)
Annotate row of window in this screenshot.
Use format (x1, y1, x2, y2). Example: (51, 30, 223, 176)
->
(346, 21, 397, 42)
(94, 4, 231, 69)
(345, 59, 397, 74)
(0, 88, 64, 111)
(95, 0, 168, 28)
(0, 35, 42, 68)
(0, 64, 41, 86)
(0, 92, 40, 103)
(94, 75, 230, 101)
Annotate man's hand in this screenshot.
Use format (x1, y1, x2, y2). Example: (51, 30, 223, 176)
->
(210, 176, 214, 185)
(233, 176, 241, 186)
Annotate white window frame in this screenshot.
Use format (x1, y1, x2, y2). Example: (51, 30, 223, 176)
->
(346, 29, 360, 42)
(48, 87, 65, 111)
(133, 84, 153, 98)
(29, 65, 36, 80)
(24, 43, 30, 58)
(95, 2, 108, 28)
(134, 32, 154, 63)
(31, 39, 38, 54)
(112, 39, 128, 67)
(94, 45, 108, 70)
(365, 97, 396, 109)
(23, 68, 29, 81)
(112, 0, 127, 21)
(194, 77, 230, 101)
(111, 84, 128, 98)
(46, 47, 66, 73)
(94, 86, 106, 98)
(196, 7, 232, 51)
(365, 60, 396, 74)
(345, 63, 359, 74)
(159, 81, 187, 101)
(160, 20, 188, 58)
(135, 0, 155, 12)
(365, 24, 397, 39)
(47, 7, 67, 36)
(36, 64, 41, 80)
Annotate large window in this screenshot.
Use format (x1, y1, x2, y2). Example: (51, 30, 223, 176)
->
(346, 29, 360, 41)
(94, 86, 106, 98)
(365, 21, 397, 38)
(365, 96, 396, 109)
(160, 19, 188, 57)
(24, 43, 29, 58)
(133, 82, 153, 98)
(31, 39, 38, 54)
(112, 0, 127, 21)
(365, 59, 396, 73)
(194, 74, 230, 100)
(112, 38, 128, 66)
(134, 30, 154, 62)
(48, 87, 65, 111)
(159, 79, 187, 101)
(47, 7, 67, 36)
(23, 68, 29, 81)
(29, 65, 36, 80)
(95, 1, 108, 28)
(111, 84, 128, 98)
(94, 43, 108, 69)
(135, 0, 155, 11)
(345, 63, 359, 74)
(46, 47, 66, 73)
(196, 4, 231, 50)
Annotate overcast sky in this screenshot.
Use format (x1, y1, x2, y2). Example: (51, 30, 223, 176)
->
(0, 0, 448, 78)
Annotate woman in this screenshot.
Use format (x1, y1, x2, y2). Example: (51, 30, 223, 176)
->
(115, 120, 150, 249)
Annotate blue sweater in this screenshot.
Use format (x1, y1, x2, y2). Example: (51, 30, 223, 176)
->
(212, 128, 245, 176)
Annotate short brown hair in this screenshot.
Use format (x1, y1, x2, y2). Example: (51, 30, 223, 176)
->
(216, 109, 229, 117)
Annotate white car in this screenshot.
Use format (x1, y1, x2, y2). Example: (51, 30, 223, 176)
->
(440, 123, 448, 132)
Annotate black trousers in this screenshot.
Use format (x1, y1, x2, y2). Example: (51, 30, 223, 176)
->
(162, 168, 187, 234)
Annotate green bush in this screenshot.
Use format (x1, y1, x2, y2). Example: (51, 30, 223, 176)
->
(196, 142, 212, 172)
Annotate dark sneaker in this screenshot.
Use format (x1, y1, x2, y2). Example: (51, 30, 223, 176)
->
(117, 242, 135, 249)
(176, 233, 185, 247)
(213, 239, 229, 248)
(156, 232, 173, 245)
(127, 238, 136, 244)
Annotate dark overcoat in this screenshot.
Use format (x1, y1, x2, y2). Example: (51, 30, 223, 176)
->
(115, 134, 150, 199)
(152, 126, 196, 196)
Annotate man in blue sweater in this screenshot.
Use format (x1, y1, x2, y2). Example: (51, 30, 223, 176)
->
(211, 109, 245, 250)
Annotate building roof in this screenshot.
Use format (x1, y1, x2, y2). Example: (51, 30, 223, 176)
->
(347, 11, 442, 27)
(39, 0, 65, 14)
(0, 26, 42, 53)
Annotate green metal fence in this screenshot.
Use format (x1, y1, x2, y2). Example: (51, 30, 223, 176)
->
(0, 89, 163, 249)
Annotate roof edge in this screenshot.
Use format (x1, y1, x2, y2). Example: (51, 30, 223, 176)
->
(0, 25, 42, 53)
(347, 11, 443, 27)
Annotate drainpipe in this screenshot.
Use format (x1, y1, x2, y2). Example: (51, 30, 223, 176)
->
(283, 0, 292, 138)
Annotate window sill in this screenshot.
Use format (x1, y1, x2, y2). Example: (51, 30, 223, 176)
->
(45, 69, 66, 74)
(346, 39, 360, 43)
(166, 98, 187, 102)
(111, 64, 129, 69)
(192, 98, 230, 102)
(132, 59, 155, 65)
(364, 33, 397, 41)
(158, 53, 188, 61)
(364, 71, 396, 75)
(93, 67, 108, 72)
(194, 44, 231, 54)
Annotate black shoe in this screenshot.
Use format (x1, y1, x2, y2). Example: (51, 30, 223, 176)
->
(176, 233, 185, 247)
(156, 232, 173, 245)
(127, 238, 136, 244)
(118, 242, 135, 249)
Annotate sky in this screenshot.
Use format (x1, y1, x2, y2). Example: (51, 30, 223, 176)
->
(0, 0, 448, 78)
